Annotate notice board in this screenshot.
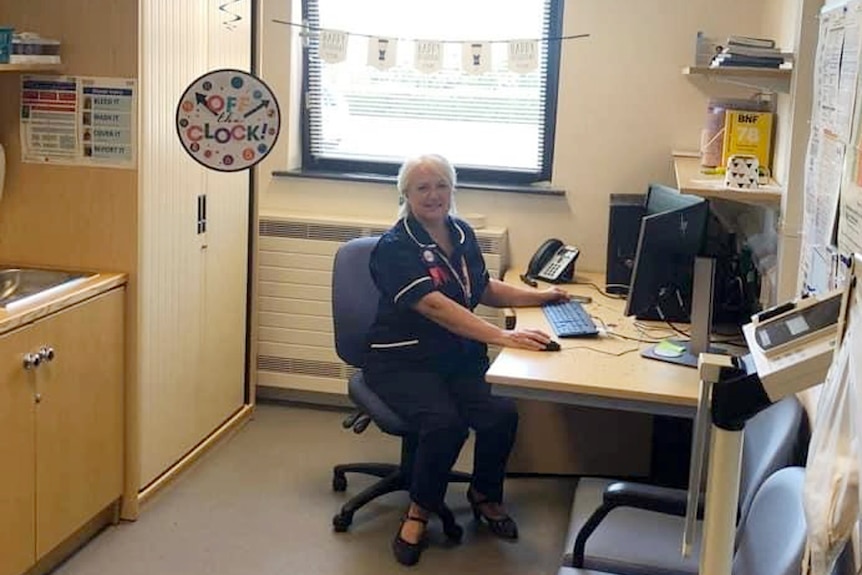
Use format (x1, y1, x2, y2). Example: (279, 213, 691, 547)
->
(801, 0, 862, 293)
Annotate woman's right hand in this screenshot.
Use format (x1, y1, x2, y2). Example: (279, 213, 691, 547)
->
(500, 328, 552, 351)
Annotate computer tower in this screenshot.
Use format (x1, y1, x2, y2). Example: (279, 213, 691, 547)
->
(605, 194, 645, 295)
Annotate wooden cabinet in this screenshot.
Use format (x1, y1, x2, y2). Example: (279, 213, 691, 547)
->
(0, 288, 124, 575)
(0, 325, 36, 575)
(135, 0, 251, 491)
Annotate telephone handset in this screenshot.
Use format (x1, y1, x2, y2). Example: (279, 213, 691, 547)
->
(524, 238, 579, 285)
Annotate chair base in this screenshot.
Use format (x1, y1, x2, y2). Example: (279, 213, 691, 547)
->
(332, 463, 471, 532)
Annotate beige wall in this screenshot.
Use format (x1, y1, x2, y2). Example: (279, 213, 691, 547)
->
(257, 0, 787, 272)
(0, 0, 138, 274)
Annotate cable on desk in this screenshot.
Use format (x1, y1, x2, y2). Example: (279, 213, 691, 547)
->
(560, 344, 641, 357)
(659, 320, 747, 348)
(576, 281, 628, 300)
(632, 321, 678, 340)
(608, 331, 663, 344)
(592, 315, 662, 344)
(710, 337, 749, 348)
(664, 320, 691, 339)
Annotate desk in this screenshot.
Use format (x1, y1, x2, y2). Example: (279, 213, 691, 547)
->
(489, 271, 705, 477)
(487, 271, 700, 419)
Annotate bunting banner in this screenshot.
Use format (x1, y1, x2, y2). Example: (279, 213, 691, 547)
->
(368, 37, 397, 70)
(414, 40, 443, 74)
(462, 41, 491, 74)
(319, 29, 348, 64)
(508, 39, 539, 73)
(275, 19, 591, 75)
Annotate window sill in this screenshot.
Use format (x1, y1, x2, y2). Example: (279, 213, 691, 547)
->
(271, 169, 567, 197)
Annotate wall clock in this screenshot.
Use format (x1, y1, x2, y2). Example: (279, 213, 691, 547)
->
(176, 68, 280, 172)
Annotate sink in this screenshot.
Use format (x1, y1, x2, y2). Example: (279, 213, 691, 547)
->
(0, 268, 94, 309)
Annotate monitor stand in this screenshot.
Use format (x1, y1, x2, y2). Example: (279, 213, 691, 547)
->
(641, 257, 723, 368)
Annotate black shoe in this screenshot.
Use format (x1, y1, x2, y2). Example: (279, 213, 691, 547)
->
(467, 488, 519, 540)
(392, 514, 428, 566)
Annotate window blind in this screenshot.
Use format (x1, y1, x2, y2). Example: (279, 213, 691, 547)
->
(301, 0, 563, 184)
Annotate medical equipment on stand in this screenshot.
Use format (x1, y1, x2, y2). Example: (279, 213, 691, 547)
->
(682, 272, 854, 575)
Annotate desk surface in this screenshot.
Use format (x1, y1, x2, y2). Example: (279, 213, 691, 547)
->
(486, 271, 700, 417)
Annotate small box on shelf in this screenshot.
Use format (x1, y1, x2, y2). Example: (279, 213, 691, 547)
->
(10, 32, 61, 65)
(0, 27, 13, 64)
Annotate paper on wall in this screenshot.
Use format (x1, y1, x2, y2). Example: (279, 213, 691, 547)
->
(20, 74, 137, 169)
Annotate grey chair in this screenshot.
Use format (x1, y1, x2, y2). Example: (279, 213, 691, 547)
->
(329, 236, 470, 535)
(559, 466, 810, 575)
(565, 394, 807, 575)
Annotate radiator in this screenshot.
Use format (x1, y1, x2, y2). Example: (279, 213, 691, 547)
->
(256, 211, 510, 397)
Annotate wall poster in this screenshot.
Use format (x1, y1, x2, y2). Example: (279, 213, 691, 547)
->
(20, 74, 137, 169)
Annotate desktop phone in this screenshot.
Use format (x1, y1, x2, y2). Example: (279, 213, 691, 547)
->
(525, 238, 579, 284)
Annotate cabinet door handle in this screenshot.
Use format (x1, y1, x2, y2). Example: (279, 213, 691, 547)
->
(23, 353, 41, 370)
(38, 346, 55, 362)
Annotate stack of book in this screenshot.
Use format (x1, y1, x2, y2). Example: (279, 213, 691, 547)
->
(9, 32, 61, 65)
(710, 35, 792, 70)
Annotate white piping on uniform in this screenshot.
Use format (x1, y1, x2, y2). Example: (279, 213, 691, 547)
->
(370, 340, 420, 349)
(452, 220, 466, 244)
(403, 217, 435, 248)
(394, 276, 431, 303)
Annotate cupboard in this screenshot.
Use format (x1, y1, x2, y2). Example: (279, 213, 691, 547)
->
(134, 0, 253, 498)
(0, 288, 124, 575)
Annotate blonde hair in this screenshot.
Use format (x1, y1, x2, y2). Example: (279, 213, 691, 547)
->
(396, 154, 458, 219)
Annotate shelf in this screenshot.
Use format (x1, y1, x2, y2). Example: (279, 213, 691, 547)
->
(0, 63, 62, 73)
(683, 66, 791, 93)
(673, 153, 782, 208)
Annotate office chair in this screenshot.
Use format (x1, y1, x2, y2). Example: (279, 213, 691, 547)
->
(329, 236, 471, 534)
(565, 395, 807, 574)
(559, 466, 810, 575)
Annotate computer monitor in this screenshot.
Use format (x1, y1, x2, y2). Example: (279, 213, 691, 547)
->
(624, 185, 710, 323)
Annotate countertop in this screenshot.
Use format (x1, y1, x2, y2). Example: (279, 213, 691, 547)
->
(0, 269, 127, 336)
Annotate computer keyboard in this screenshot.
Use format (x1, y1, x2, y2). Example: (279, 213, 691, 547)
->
(541, 300, 599, 338)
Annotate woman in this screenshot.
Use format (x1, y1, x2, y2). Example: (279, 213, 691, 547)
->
(365, 154, 569, 566)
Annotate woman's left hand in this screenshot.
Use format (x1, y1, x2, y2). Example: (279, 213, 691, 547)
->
(540, 287, 570, 304)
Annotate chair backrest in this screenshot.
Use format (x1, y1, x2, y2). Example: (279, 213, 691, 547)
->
(737, 395, 806, 528)
(331, 236, 381, 368)
(732, 467, 806, 575)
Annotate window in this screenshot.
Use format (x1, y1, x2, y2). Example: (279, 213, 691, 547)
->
(300, 0, 564, 184)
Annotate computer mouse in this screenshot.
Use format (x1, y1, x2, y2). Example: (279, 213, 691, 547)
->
(543, 340, 561, 352)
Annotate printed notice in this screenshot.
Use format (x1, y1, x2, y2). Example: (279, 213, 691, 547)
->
(80, 77, 136, 167)
(20, 75, 136, 168)
(20, 75, 78, 162)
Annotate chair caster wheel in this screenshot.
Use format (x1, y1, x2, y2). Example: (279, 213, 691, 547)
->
(333, 512, 352, 532)
(438, 505, 463, 543)
(332, 473, 347, 492)
(443, 520, 463, 543)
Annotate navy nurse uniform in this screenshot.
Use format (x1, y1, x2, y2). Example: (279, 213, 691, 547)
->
(364, 214, 519, 513)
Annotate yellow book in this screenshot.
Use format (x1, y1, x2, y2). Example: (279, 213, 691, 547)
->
(722, 110, 774, 170)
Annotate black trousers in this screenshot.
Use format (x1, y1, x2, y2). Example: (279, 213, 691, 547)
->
(364, 361, 519, 513)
